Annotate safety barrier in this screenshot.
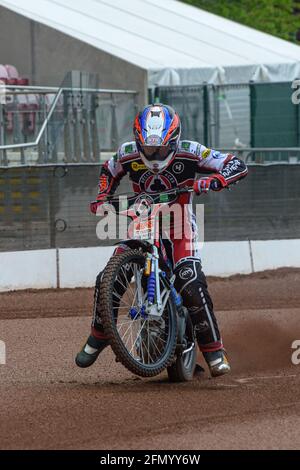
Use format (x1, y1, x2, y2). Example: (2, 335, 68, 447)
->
(1, 239, 299, 291)
(1, 164, 300, 252)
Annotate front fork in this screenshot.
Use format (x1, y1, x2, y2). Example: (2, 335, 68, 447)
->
(146, 246, 161, 307)
(144, 250, 194, 355)
(145, 248, 183, 319)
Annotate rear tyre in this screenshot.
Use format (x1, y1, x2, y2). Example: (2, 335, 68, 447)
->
(167, 315, 196, 382)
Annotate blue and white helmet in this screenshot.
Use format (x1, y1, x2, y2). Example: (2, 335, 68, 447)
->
(133, 104, 181, 173)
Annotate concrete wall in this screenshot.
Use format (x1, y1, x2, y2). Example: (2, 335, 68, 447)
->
(1, 239, 299, 291)
(59, 246, 115, 288)
(251, 239, 300, 272)
(0, 249, 57, 291)
(0, 6, 147, 106)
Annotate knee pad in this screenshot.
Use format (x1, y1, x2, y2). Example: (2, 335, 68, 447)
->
(174, 258, 207, 296)
(174, 259, 214, 328)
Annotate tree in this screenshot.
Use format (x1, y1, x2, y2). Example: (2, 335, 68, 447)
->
(180, 0, 300, 44)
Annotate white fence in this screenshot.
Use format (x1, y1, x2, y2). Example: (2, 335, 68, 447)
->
(1, 239, 300, 292)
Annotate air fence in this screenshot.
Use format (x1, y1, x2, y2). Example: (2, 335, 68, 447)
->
(0, 162, 300, 253)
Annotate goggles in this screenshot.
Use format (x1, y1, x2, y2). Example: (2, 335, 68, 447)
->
(140, 144, 173, 162)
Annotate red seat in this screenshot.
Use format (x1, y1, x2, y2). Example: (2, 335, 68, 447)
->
(7, 78, 18, 85)
(17, 78, 29, 86)
(0, 65, 12, 131)
(1, 65, 31, 134)
(5, 92, 19, 133)
(26, 94, 39, 133)
(5, 65, 30, 88)
(5, 64, 19, 80)
(0, 64, 8, 84)
(16, 94, 30, 135)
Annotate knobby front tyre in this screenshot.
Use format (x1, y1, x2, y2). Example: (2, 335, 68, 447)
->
(99, 249, 177, 377)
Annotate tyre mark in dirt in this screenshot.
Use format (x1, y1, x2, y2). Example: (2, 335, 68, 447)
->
(235, 374, 297, 384)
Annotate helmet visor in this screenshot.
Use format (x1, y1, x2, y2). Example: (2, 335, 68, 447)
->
(140, 144, 172, 162)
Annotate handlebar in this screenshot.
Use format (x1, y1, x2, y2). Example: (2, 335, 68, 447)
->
(105, 186, 194, 201)
(91, 186, 195, 216)
(176, 186, 194, 195)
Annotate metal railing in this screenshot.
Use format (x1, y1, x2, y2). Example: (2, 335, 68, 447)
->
(154, 81, 300, 159)
(0, 85, 139, 167)
(1, 83, 299, 167)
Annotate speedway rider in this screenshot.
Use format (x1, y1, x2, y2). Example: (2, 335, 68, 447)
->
(76, 104, 248, 377)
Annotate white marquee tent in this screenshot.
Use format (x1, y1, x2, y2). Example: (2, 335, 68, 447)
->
(1, 0, 300, 86)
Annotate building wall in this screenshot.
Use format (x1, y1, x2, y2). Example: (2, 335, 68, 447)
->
(0, 6, 33, 78)
(0, 6, 147, 106)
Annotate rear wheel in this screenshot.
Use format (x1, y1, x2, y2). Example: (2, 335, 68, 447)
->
(167, 315, 196, 382)
(99, 249, 177, 377)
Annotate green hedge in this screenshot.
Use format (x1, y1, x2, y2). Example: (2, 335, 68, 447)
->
(180, 0, 300, 44)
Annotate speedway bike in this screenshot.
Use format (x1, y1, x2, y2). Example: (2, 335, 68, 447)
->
(96, 187, 197, 381)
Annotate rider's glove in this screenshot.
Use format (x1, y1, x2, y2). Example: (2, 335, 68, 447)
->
(193, 174, 228, 194)
(90, 194, 109, 214)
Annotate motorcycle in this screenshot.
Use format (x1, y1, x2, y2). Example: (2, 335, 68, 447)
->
(95, 187, 197, 381)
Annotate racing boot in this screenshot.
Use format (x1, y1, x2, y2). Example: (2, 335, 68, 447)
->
(75, 333, 109, 368)
(203, 348, 231, 377)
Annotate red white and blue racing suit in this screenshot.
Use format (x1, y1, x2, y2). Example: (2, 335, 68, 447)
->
(91, 140, 248, 352)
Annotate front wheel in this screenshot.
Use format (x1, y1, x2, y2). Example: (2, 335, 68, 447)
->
(99, 249, 178, 377)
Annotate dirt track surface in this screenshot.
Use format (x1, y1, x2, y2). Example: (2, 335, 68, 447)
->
(0, 268, 299, 450)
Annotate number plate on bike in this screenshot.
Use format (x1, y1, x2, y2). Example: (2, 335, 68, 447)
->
(133, 219, 155, 241)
